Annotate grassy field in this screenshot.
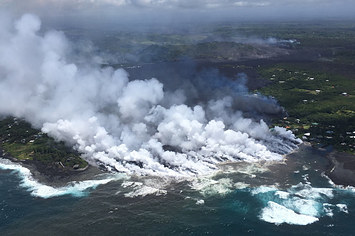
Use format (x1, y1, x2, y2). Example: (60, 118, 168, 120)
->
(257, 63, 355, 153)
(63, 20, 355, 65)
(0, 117, 87, 169)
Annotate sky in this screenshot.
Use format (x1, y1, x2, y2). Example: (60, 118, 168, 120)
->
(1, 0, 354, 9)
(1, 0, 355, 25)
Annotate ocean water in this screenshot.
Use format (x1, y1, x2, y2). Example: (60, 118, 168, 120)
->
(1, 145, 355, 236)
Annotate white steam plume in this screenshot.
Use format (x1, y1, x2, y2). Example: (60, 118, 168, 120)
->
(0, 14, 301, 177)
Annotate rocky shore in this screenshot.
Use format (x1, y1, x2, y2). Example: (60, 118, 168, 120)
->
(326, 151, 355, 187)
(2, 140, 355, 188)
(0, 147, 102, 187)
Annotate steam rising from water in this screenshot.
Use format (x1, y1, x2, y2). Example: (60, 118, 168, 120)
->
(0, 14, 301, 177)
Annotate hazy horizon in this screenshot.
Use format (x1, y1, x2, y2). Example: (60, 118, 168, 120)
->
(1, 0, 355, 31)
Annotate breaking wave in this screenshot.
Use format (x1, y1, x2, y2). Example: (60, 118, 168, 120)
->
(252, 181, 349, 225)
(0, 158, 124, 198)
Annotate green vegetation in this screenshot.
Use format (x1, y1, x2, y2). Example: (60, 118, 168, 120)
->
(67, 20, 355, 64)
(135, 41, 284, 62)
(258, 64, 355, 153)
(0, 117, 87, 169)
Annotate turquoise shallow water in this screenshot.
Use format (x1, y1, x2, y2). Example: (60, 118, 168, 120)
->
(1, 145, 355, 236)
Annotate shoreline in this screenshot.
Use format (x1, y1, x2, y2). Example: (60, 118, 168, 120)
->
(297, 142, 355, 187)
(325, 151, 355, 187)
(0, 148, 103, 187)
(2, 141, 355, 188)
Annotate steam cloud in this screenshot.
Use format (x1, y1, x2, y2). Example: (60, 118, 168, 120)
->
(0, 14, 301, 177)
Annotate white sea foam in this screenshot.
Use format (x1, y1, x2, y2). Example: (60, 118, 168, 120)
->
(124, 185, 167, 198)
(289, 182, 334, 199)
(196, 199, 205, 205)
(190, 177, 248, 196)
(0, 158, 123, 198)
(255, 181, 342, 225)
(323, 203, 334, 217)
(337, 204, 349, 214)
(234, 182, 251, 189)
(284, 198, 321, 217)
(251, 186, 277, 195)
(121, 181, 167, 197)
(120, 177, 171, 198)
(260, 201, 319, 225)
(274, 191, 289, 199)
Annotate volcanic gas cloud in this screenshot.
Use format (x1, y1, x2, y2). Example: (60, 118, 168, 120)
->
(0, 14, 301, 177)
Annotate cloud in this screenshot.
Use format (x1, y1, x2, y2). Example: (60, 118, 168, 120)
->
(0, 14, 301, 177)
(2, 0, 354, 24)
(2, 0, 354, 10)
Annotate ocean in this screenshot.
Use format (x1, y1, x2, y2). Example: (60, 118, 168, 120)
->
(1, 144, 354, 236)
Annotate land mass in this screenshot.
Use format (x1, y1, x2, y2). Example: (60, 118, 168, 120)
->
(0, 117, 89, 183)
(1, 20, 355, 186)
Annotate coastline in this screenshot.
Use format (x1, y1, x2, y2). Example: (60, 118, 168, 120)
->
(326, 151, 355, 187)
(2, 140, 355, 188)
(0, 147, 102, 187)
(294, 142, 355, 187)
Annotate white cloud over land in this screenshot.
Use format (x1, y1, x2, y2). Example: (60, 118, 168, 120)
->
(0, 14, 302, 177)
(0, 0, 353, 30)
(2, 0, 355, 17)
